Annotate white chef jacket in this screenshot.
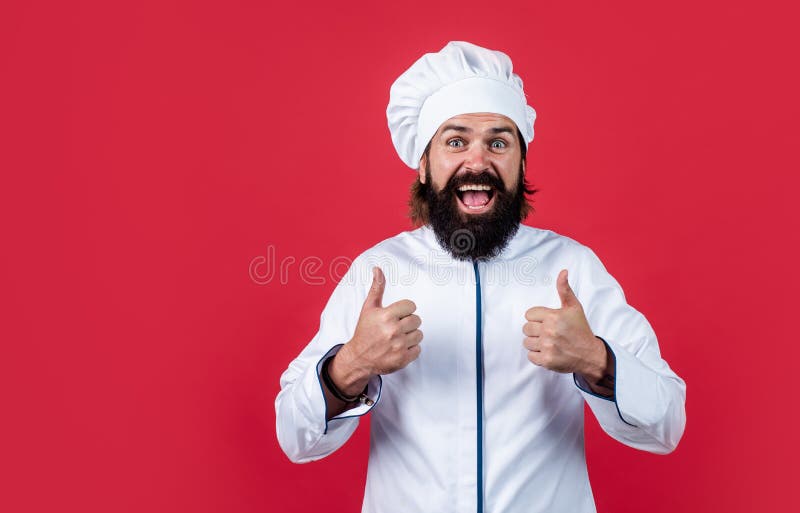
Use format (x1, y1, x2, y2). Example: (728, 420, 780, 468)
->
(275, 224, 686, 513)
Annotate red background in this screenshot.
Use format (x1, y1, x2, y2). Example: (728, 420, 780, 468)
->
(2, 0, 798, 511)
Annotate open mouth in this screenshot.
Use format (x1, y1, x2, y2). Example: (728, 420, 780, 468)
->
(455, 184, 496, 213)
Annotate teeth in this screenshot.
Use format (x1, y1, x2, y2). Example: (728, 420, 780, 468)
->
(457, 184, 492, 192)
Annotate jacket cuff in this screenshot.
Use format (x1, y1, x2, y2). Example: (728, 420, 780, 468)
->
(315, 344, 382, 434)
(573, 336, 637, 427)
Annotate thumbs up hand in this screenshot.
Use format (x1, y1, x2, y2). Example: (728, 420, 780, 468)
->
(522, 269, 608, 379)
(331, 267, 423, 396)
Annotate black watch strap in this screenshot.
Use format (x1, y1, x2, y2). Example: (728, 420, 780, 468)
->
(321, 356, 369, 404)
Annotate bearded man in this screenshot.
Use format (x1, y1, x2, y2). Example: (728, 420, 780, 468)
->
(275, 41, 686, 513)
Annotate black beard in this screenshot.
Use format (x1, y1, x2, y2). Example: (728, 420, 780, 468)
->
(424, 165, 525, 261)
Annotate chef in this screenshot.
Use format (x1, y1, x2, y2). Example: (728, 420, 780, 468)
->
(275, 41, 686, 513)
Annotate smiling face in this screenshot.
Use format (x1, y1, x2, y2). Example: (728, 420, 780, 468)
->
(419, 113, 523, 217)
(411, 113, 535, 261)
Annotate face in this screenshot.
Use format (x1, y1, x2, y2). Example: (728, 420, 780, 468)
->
(419, 113, 524, 217)
(414, 113, 530, 261)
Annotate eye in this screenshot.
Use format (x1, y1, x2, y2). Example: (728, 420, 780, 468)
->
(490, 139, 507, 149)
(447, 138, 465, 148)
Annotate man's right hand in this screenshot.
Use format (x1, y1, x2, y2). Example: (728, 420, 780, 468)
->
(328, 266, 423, 397)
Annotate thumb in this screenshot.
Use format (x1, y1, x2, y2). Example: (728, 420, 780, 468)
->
(363, 266, 385, 309)
(557, 269, 578, 308)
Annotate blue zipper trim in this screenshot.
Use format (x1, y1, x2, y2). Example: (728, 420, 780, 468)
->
(473, 260, 484, 513)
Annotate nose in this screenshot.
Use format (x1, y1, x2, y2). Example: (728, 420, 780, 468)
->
(463, 143, 491, 172)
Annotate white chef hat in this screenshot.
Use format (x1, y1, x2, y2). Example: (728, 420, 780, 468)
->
(386, 41, 537, 170)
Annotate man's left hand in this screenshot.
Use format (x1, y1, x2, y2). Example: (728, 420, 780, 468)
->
(522, 269, 608, 381)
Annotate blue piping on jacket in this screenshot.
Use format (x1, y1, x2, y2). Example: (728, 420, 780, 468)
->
(473, 261, 484, 513)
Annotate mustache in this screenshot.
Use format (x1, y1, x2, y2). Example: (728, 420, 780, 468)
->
(444, 172, 507, 194)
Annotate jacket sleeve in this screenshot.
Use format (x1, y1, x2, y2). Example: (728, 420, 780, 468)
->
(275, 256, 382, 463)
(572, 245, 687, 454)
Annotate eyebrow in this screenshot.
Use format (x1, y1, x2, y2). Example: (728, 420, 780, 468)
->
(439, 124, 515, 136)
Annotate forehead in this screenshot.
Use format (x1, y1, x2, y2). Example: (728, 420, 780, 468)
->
(434, 112, 517, 135)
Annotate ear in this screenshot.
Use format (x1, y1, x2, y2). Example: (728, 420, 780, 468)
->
(418, 154, 427, 184)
